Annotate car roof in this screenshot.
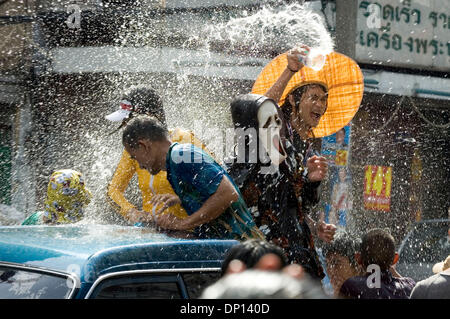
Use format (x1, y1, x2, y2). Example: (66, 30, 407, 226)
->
(0, 224, 239, 282)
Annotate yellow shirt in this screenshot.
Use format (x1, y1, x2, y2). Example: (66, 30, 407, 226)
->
(107, 128, 214, 221)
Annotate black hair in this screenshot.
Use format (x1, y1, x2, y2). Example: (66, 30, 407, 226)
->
(125, 87, 166, 125)
(109, 87, 166, 136)
(201, 269, 328, 299)
(360, 228, 396, 271)
(221, 239, 288, 276)
(122, 115, 169, 149)
(281, 83, 328, 121)
(321, 230, 361, 267)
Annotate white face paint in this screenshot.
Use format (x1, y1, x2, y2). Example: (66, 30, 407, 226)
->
(257, 100, 287, 166)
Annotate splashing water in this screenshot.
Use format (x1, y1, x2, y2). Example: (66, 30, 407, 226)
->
(3, 2, 336, 226)
(203, 3, 334, 58)
(80, 3, 334, 224)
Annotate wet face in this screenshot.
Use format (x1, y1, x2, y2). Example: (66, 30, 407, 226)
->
(257, 100, 287, 165)
(291, 85, 328, 128)
(326, 253, 359, 296)
(125, 139, 165, 175)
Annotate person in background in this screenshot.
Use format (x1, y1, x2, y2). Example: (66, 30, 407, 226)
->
(22, 169, 92, 225)
(121, 115, 264, 240)
(320, 230, 363, 297)
(339, 228, 416, 299)
(220, 239, 289, 276)
(410, 255, 450, 299)
(106, 87, 211, 225)
(201, 250, 327, 299)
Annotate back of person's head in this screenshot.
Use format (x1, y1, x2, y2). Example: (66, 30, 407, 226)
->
(201, 269, 327, 299)
(122, 115, 168, 149)
(221, 240, 288, 276)
(124, 87, 166, 125)
(321, 230, 361, 268)
(106, 87, 166, 135)
(360, 228, 396, 271)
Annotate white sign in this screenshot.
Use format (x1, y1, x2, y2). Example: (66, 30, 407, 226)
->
(356, 0, 450, 72)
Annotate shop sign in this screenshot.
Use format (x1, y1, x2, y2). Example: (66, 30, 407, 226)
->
(364, 165, 392, 212)
(356, 0, 450, 72)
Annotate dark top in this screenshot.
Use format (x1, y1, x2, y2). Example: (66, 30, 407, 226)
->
(226, 94, 323, 279)
(340, 271, 416, 299)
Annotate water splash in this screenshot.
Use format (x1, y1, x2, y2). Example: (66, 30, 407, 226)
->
(203, 3, 334, 58)
(2, 2, 336, 226)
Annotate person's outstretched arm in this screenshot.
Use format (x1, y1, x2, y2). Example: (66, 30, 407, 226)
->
(264, 47, 307, 102)
(107, 150, 137, 218)
(154, 175, 238, 230)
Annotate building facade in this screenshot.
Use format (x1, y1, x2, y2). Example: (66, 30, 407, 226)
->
(0, 0, 449, 242)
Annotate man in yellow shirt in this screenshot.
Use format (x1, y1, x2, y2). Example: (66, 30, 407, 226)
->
(105, 87, 210, 224)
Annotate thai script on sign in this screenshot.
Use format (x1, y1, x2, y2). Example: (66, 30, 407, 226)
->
(356, 0, 450, 71)
(358, 31, 450, 56)
(360, 0, 449, 28)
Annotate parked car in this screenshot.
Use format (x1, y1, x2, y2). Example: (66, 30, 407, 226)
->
(396, 219, 450, 282)
(0, 224, 239, 299)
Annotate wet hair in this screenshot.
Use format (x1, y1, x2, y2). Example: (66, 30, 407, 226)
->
(122, 115, 168, 149)
(281, 83, 328, 120)
(360, 228, 396, 271)
(125, 87, 166, 125)
(221, 240, 288, 276)
(321, 230, 361, 267)
(109, 87, 166, 136)
(201, 270, 327, 299)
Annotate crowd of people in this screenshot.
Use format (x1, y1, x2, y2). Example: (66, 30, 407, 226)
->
(19, 47, 449, 299)
(202, 237, 450, 299)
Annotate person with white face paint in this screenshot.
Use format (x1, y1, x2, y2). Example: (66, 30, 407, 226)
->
(226, 94, 327, 281)
(257, 100, 287, 167)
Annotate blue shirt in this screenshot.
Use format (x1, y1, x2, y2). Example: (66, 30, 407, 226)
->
(165, 143, 263, 240)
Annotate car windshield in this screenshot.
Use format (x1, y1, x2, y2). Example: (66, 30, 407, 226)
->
(399, 222, 450, 264)
(0, 266, 75, 299)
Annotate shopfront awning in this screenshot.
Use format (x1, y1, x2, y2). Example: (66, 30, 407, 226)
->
(49, 46, 269, 81)
(362, 69, 450, 101)
(49, 46, 450, 101)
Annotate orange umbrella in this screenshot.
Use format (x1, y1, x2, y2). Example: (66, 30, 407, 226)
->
(252, 51, 364, 138)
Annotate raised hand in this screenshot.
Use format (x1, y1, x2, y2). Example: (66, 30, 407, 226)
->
(317, 221, 336, 243)
(287, 45, 310, 72)
(306, 155, 328, 182)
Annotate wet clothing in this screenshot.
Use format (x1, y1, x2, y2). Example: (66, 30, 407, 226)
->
(166, 142, 264, 241)
(22, 211, 45, 225)
(107, 128, 212, 221)
(226, 94, 324, 279)
(340, 271, 416, 299)
(410, 272, 450, 299)
(228, 141, 323, 279)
